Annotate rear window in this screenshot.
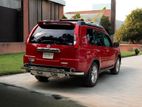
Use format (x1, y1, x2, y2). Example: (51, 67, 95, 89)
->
(30, 23, 75, 45)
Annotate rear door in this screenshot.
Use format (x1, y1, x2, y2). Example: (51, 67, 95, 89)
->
(79, 27, 108, 69)
(91, 30, 110, 68)
(27, 22, 79, 66)
(103, 34, 116, 67)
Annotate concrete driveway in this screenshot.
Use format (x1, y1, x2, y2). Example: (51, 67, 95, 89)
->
(0, 55, 142, 107)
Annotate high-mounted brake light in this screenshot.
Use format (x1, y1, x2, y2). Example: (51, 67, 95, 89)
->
(74, 34, 77, 45)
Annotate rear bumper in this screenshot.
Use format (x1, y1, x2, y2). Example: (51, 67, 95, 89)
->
(24, 55, 83, 72)
(23, 64, 85, 76)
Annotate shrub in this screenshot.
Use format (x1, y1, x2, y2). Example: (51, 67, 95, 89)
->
(134, 48, 140, 55)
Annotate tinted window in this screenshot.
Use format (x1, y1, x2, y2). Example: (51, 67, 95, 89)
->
(86, 29, 112, 47)
(93, 31, 105, 46)
(86, 29, 93, 43)
(103, 35, 112, 47)
(30, 26, 74, 45)
(87, 29, 104, 46)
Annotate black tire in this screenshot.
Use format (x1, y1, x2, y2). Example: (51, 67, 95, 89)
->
(84, 63, 99, 87)
(35, 76, 49, 82)
(110, 58, 121, 74)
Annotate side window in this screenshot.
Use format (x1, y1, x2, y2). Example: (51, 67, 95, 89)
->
(86, 29, 111, 47)
(87, 28, 103, 45)
(103, 34, 112, 47)
(86, 28, 93, 43)
(93, 31, 104, 46)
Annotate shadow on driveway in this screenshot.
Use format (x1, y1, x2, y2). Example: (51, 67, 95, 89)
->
(0, 83, 85, 107)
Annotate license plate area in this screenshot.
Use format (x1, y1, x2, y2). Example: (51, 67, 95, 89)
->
(43, 52, 54, 59)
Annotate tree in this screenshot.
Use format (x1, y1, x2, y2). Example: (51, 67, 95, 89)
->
(62, 15, 67, 19)
(115, 24, 126, 42)
(72, 13, 81, 19)
(92, 7, 106, 24)
(115, 9, 142, 43)
(100, 15, 112, 35)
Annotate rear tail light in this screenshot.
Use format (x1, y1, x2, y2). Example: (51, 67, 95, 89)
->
(28, 57, 35, 63)
(74, 34, 77, 45)
(74, 34, 79, 48)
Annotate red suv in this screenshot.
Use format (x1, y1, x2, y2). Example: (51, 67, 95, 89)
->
(23, 19, 121, 87)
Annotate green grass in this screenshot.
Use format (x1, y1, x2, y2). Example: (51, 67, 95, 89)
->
(0, 53, 24, 76)
(121, 51, 142, 58)
(0, 51, 142, 76)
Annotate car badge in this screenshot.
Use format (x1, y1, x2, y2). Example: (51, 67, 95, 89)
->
(46, 45, 51, 48)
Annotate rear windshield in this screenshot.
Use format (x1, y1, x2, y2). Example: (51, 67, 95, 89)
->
(30, 24, 75, 45)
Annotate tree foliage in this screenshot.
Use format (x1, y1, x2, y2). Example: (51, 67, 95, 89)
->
(72, 13, 81, 19)
(100, 15, 112, 35)
(115, 8, 142, 43)
(62, 15, 67, 19)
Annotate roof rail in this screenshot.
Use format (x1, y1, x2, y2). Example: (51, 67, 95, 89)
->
(60, 19, 84, 22)
(85, 22, 103, 29)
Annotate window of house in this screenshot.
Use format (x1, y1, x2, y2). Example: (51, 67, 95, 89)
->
(0, 0, 23, 42)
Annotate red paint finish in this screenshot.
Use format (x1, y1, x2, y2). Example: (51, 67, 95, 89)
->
(24, 20, 120, 74)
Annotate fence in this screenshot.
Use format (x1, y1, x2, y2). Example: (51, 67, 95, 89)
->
(120, 44, 142, 51)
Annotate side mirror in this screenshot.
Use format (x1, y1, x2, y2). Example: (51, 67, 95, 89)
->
(113, 42, 119, 48)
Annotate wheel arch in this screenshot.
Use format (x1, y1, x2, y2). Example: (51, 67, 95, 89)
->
(91, 59, 100, 71)
(118, 54, 121, 63)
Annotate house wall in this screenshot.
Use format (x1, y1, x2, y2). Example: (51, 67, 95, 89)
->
(0, 0, 23, 42)
(0, 0, 28, 54)
(29, 0, 64, 31)
(65, 9, 111, 23)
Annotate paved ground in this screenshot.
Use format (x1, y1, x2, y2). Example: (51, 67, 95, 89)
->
(0, 83, 85, 107)
(0, 55, 142, 107)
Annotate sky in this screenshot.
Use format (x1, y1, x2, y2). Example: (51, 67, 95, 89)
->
(64, 0, 142, 21)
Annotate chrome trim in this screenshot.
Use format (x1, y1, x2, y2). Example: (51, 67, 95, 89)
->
(37, 47, 61, 53)
(23, 66, 84, 76)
